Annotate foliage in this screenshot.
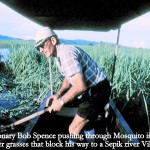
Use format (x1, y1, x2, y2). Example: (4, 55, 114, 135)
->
(0, 40, 61, 119)
(79, 45, 149, 102)
(0, 40, 149, 124)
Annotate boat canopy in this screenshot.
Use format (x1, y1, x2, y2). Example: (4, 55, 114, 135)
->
(1, 0, 150, 31)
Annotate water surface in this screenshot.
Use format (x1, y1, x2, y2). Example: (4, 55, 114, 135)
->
(0, 48, 10, 62)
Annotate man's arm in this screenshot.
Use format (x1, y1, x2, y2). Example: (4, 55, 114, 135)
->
(46, 77, 70, 107)
(47, 71, 87, 112)
(60, 72, 87, 104)
(57, 77, 71, 97)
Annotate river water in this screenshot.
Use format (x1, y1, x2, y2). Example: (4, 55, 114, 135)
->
(0, 91, 19, 109)
(0, 48, 10, 62)
(0, 48, 19, 109)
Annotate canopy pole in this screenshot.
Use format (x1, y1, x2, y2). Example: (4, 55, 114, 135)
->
(111, 27, 121, 98)
(48, 57, 53, 95)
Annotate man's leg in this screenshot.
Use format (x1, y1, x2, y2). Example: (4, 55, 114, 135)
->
(68, 114, 89, 143)
(83, 122, 96, 143)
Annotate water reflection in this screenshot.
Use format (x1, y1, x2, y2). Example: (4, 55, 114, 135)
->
(0, 48, 9, 62)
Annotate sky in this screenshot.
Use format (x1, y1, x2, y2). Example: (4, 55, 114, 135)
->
(0, 2, 150, 49)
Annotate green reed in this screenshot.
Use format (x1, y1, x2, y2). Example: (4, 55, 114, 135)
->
(0, 40, 149, 127)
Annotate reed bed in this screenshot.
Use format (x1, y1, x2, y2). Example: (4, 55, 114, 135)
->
(0, 40, 61, 118)
(80, 45, 149, 102)
(0, 40, 149, 132)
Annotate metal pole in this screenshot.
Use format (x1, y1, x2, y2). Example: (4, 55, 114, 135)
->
(111, 27, 121, 98)
(48, 57, 53, 95)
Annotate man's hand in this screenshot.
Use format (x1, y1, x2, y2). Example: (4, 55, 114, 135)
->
(45, 94, 63, 113)
(46, 94, 59, 107)
(48, 99, 63, 113)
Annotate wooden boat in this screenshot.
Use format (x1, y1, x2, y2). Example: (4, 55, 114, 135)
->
(3, 92, 137, 145)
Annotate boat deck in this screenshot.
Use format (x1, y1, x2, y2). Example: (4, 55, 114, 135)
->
(25, 111, 108, 144)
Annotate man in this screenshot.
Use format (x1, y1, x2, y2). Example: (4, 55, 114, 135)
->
(34, 27, 111, 143)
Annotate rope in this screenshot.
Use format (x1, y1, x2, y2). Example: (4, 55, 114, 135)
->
(48, 57, 53, 95)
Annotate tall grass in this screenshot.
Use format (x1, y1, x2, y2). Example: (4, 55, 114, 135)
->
(113, 47, 149, 101)
(80, 45, 149, 102)
(0, 40, 61, 117)
(0, 40, 149, 123)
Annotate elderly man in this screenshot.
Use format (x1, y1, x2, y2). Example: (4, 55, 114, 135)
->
(34, 27, 111, 143)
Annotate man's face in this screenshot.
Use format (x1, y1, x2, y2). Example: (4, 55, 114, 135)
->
(37, 38, 56, 57)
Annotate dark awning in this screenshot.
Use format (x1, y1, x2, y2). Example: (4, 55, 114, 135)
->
(1, 0, 150, 31)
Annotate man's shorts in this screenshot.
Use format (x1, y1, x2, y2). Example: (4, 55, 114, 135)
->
(77, 79, 111, 121)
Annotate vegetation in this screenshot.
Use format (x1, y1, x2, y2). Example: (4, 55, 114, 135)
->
(0, 40, 149, 133)
(80, 44, 149, 101)
(0, 40, 61, 118)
